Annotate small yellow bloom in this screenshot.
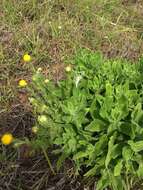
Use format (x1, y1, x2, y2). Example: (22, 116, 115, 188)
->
(32, 126, 38, 134)
(19, 79, 27, 87)
(23, 54, 31, 62)
(58, 25, 62, 30)
(44, 79, 49, 83)
(37, 67, 42, 72)
(38, 115, 48, 125)
(1, 133, 14, 145)
(32, 75, 37, 81)
(65, 66, 72, 72)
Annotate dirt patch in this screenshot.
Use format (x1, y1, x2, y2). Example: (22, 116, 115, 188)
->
(0, 27, 13, 46)
(100, 32, 143, 61)
(0, 154, 84, 190)
(0, 105, 85, 190)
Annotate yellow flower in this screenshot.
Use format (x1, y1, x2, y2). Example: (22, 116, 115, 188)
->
(1, 133, 14, 145)
(19, 79, 27, 87)
(58, 25, 62, 30)
(37, 67, 42, 72)
(65, 66, 72, 72)
(38, 115, 48, 125)
(23, 54, 31, 62)
(32, 126, 38, 134)
(44, 79, 49, 83)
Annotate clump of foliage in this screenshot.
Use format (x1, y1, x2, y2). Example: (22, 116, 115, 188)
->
(29, 49, 143, 190)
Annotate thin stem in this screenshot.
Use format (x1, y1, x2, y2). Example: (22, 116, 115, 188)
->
(42, 146, 56, 175)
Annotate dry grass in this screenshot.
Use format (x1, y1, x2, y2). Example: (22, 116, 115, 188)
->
(0, 1, 143, 189)
(0, 0, 143, 111)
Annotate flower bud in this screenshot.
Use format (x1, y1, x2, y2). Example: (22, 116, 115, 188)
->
(38, 115, 48, 126)
(44, 79, 50, 84)
(37, 67, 42, 72)
(40, 105, 48, 113)
(65, 66, 72, 72)
(32, 126, 39, 134)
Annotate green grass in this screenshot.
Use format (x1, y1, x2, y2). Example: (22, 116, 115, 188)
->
(0, 0, 143, 110)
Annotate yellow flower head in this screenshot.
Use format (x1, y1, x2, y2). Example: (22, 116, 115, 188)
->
(1, 133, 14, 145)
(37, 67, 42, 72)
(65, 66, 72, 72)
(23, 54, 31, 62)
(44, 79, 49, 83)
(32, 126, 39, 134)
(19, 79, 27, 87)
(58, 25, 62, 30)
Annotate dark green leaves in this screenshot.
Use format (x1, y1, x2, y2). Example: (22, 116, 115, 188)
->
(105, 133, 117, 168)
(132, 103, 143, 125)
(128, 140, 143, 152)
(122, 146, 133, 162)
(85, 119, 106, 132)
(30, 50, 143, 190)
(118, 122, 136, 139)
(114, 159, 123, 176)
(94, 134, 108, 157)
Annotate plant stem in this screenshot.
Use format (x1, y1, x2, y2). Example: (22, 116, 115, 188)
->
(42, 146, 56, 175)
(125, 172, 130, 190)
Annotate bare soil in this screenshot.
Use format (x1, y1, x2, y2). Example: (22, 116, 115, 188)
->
(0, 105, 85, 190)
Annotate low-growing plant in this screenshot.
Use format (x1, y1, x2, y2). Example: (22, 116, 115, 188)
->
(29, 49, 143, 190)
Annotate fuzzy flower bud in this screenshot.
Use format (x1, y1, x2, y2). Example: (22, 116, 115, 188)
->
(32, 126, 39, 134)
(65, 66, 72, 72)
(38, 115, 48, 126)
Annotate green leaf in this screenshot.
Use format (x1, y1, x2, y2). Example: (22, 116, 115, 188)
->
(99, 107, 110, 121)
(122, 146, 133, 161)
(125, 161, 135, 173)
(128, 140, 143, 152)
(117, 94, 128, 106)
(110, 174, 125, 190)
(132, 103, 143, 124)
(74, 111, 86, 127)
(84, 164, 99, 177)
(107, 122, 119, 134)
(73, 151, 89, 160)
(118, 122, 136, 139)
(104, 96, 114, 112)
(137, 162, 143, 177)
(68, 138, 77, 152)
(96, 95, 104, 106)
(106, 82, 113, 96)
(62, 115, 72, 123)
(105, 133, 117, 168)
(112, 144, 122, 159)
(96, 170, 109, 190)
(85, 119, 106, 132)
(133, 153, 142, 163)
(111, 93, 129, 121)
(94, 134, 108, 157)
(90, 98, 100, 119)
(114, 159, 123, 176)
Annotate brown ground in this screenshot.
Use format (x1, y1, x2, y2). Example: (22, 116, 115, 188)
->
(0, 105, 86, 190)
